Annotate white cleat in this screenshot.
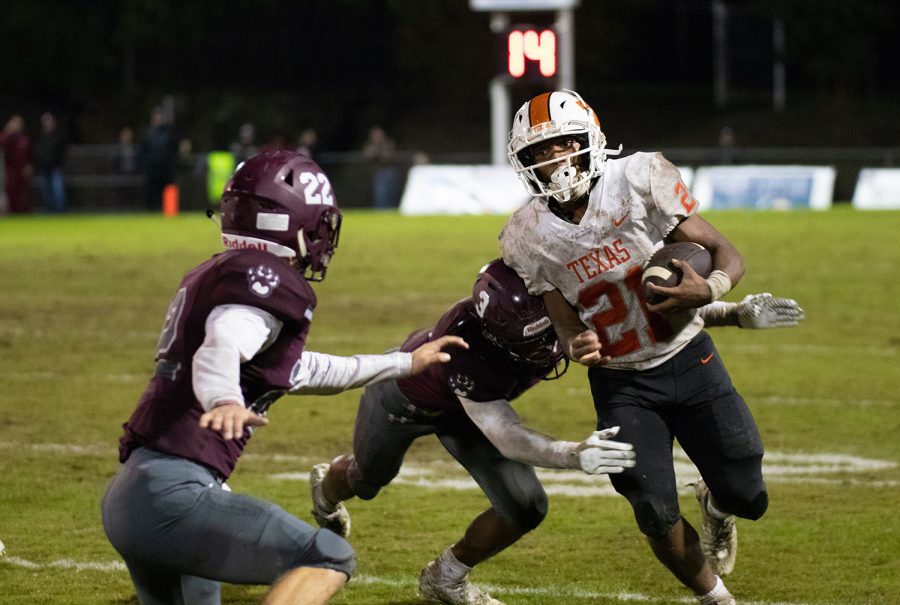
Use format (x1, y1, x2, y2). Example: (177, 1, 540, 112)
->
(697, 590, 737, 605)
(309, 463, 351, 538)
(418, 559, 504, 605)
(695, 479, 737, 576)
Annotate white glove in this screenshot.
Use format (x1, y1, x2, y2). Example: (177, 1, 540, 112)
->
(737, 293, 805, 329)
(573, 426, 636, 475)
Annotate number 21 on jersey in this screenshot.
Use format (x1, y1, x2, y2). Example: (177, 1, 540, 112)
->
(576, 266, 672, 357)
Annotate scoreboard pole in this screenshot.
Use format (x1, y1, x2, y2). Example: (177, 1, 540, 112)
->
(490, 12, 512, 165)
(487, 7, 576, 165)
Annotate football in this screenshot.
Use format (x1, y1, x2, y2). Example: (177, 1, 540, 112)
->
(641, 242, 712, 304)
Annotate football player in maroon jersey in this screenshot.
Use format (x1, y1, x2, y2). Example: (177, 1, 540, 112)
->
(309, 258, 802, 605)
(309, 259, 634, 605)
(100, 150, 465, 605)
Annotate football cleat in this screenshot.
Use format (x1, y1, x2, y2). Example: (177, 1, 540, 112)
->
(695, 479, 737, 576)
(418, 558, 504, 605)
(309, 463, 350, 538)
(697, 590, 737, 605)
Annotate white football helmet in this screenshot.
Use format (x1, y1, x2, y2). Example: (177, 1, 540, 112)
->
(508, 90, 620, 203)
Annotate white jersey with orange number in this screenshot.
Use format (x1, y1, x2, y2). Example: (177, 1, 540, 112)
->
(500, 151, 704, 371)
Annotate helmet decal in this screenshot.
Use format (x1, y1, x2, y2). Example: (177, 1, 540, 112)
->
(255, 212, 290, 232)
(523, 316, 552, 338)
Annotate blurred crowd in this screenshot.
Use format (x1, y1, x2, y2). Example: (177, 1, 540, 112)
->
(0, 108, 411, 215)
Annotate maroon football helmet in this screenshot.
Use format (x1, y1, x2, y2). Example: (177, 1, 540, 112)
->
(472, 259, 567, 377)
(220, 150, 342, 281)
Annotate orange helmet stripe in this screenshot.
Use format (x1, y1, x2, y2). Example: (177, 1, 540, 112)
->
(528, 92, 553, 126)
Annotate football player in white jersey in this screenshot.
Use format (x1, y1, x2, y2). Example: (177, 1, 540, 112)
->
(500, 90, 773, 605)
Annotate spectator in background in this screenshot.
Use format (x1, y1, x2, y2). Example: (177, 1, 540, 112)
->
(175, 137, 205, 210)
(116, 126, 137, 175)
(229, 122, 258, 164)
(362, 125, 401, 209)
(296, 128, 318, 158)
(34, 112, 68, 213)
(139, 107, 177, 211)
(261, 132, 288, 153)
(0, 115, 33, 214)
(114, 126, 139, 208)
(297, 128, 319, 158)
(717, 126, 737, 165)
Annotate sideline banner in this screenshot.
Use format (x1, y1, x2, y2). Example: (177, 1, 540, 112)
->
(852, 168, 900, 210)
(400, 165, 530, 215)
(691, 165, 836, 210)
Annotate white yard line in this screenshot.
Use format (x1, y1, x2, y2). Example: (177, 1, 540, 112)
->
(0, 556, 823, 605)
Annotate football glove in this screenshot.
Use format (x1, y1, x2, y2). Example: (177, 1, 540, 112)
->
(574, 426, 636, 475)
(737, 293, 805, 329)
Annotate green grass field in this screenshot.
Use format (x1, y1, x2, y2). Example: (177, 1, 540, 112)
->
(0, 208, 898, 605)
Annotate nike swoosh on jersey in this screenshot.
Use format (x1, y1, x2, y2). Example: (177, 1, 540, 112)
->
(613, 212, 630, 227)
(700, 353, 715, 364)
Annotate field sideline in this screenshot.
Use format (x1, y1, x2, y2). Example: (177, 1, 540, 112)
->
(0, 208, 898, 605)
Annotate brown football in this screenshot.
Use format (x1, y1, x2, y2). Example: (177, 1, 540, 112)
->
(641, 242, 712, 305)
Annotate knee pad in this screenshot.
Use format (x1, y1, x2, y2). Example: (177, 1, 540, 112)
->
(506, 491, 548, 532)
(735, 489, 768, 521)
(490, 478, 548, 532)
(632, 498, 680, 538)
(347, 477, 382, 501)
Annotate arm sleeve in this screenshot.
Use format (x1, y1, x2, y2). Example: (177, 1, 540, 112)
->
(289, 350, 413, 395)
(459, 396, 579, 469)
(697, 300, 740, 327)
(192, 305, 282, 411)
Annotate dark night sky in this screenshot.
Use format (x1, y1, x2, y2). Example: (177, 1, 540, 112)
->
(2, 0, 899, 151)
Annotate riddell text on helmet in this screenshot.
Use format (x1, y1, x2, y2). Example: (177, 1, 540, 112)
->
(223, 235, 271, 252)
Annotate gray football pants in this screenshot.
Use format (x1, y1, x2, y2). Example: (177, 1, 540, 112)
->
(346, 380, 548, 530)
(101, 447, 355, 605)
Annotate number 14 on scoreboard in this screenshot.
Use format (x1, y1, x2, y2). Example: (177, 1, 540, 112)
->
(507, 27, 557, 78)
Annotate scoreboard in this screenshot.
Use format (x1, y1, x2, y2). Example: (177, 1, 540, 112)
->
(503, 26, 557, 79)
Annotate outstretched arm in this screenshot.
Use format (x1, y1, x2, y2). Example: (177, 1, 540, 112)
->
(290, 335, 468, 395)
(699, 293, 805, 328)
(459, 397, 635, 474)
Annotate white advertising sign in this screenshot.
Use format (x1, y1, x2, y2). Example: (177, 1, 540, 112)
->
(851, 168, 900, 210)
(691, 165, 835, 210)
(399, 165, 530, 215)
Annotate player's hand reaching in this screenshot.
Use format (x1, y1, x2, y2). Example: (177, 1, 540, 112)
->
(410, 335, 469, 375)
(567, 330, 610, 367)
(737, 293, 805, 328)
(572, 426, 636, 474)
(646, 259, 713, 314)
(199, 401, 269, 440)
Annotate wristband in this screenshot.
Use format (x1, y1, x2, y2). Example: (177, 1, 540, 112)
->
(706, 270, 732, 302)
